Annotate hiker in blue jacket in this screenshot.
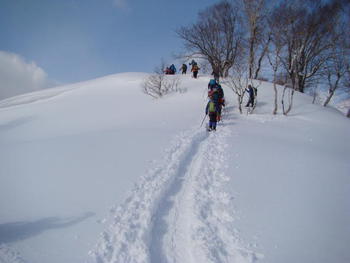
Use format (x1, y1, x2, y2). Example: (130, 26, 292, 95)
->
(169, 64, 176, 75)
(208, 79, 218, 90)
(245, 84, 255, 107)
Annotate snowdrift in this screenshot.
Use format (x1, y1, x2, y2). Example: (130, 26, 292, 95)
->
(0, 73, 349, 263)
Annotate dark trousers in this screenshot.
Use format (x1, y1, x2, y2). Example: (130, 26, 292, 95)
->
(193, 71, 198, 78)
(209, 113, 217, 130)
(246, 97, 254, 107)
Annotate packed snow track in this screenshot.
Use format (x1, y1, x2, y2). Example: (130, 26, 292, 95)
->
(88, 125, 258, 263)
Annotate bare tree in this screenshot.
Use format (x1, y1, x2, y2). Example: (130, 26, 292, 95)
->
(177, 1, 245, 80)
(271, 1, 343, 93)
(267, 32, 283, 115)
(323, 43, 348, 107)
(243, 0, 270, 79)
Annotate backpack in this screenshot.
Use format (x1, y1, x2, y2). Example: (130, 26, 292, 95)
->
(208, 101, 216, 113)
(211, 90, 219, 104)
(209, 79, 216, 86)
(217, 85, 224, 99)
(192, 65, 199, 71)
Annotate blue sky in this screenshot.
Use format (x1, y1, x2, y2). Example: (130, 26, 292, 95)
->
(0, 0, 217, 84)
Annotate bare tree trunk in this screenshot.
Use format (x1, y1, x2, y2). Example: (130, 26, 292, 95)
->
(323, 90, 335, 107)
(282, 86, 295, 115)
(323, 72, 342, 107)
(248, 34, 255, 79)
(312, 90, 317, 104)
(237, 96, 243, 114)
(273, 72, 278, 115)
(253, 36, 270, 79)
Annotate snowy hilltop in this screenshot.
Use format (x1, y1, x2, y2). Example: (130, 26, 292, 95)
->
(0, 73, 349, 263)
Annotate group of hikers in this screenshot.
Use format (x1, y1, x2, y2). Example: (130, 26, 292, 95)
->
(205, 78, 225, 131)
(164, 59, 200, 79)
(205, 80, 257, 132)
(164, 60, 257, 132)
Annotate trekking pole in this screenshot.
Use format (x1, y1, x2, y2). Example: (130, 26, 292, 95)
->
(200, 114, 207, 128)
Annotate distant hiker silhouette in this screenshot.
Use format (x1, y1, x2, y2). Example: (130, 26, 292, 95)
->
(245, 84, 256, 107)
(164, 64, 176, 75)
(191, 64, 200, 79)
(180, 64, 187, 74)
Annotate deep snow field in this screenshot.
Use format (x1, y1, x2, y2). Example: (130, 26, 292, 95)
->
(0, 73, 349, 263)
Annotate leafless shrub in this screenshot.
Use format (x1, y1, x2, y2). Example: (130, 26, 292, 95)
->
(224, 64, 248, 114)
(142, 62, 182, 98)
(142, 74, 182, 99)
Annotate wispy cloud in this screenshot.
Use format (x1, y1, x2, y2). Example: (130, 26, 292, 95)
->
(0, 51, 52, 101)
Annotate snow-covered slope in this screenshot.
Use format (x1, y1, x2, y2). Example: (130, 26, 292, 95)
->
(0, 73, 349, 263)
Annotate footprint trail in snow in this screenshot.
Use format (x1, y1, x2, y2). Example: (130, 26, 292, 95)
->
(89, 124, 260, 263)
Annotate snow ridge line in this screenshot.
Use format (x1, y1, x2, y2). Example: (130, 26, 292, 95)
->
(88, 128, 208, 263)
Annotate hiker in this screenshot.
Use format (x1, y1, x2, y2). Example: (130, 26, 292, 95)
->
(169, 64, 176, 75)
(180, 64, 187, 74)
(216, 84, 225, 121)
(191, 63, 200, 79)
(206, 96, 219, 131)
(189, 59, 197, 66)
(208, 79, 218, 90)
(245, 84, 255, 107)
(208, 85, 225, 122)
(164, 67, 172, 75)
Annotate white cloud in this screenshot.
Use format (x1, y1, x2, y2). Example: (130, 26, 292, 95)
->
(0, 51, 52, 101)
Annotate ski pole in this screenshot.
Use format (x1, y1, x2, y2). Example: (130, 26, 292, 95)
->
(200, 114, 207, 127)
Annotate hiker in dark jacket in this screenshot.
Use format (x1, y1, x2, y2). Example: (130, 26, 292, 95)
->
(180, 64, 187, 74)
(189, 59, 197, 66)
(169, 64, 176, 75)
(216, 85, 225, 121)
(245, 84, 255, 107)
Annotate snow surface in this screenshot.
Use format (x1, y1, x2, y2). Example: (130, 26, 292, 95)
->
(0, 73, 349, 263)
